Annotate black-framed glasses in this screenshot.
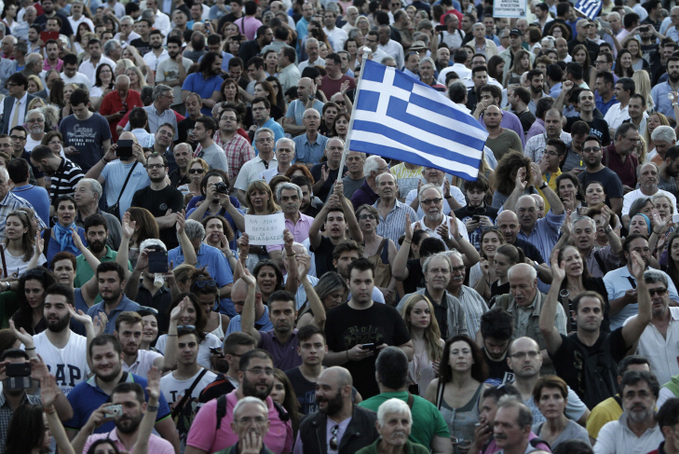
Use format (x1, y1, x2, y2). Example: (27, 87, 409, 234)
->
(146, 164, 164, 169)
(330, 425, 339, 450)
(137, 306, 159, 315)
(649, 288, 668, 296)
(582, 147, 601, 153)
(10, 135, 26, 141)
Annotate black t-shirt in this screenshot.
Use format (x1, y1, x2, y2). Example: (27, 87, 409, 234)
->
(310, 163, 345, 202)
(310, 236, 336, 278)
(135, 285, 172, 334)
(131, 185, 185, 249)
(512, 238, 544, 263)
(403, 259, 424, 295)
(566, 116, 611, 146)
(324, 302, 411, 399)
(130, 38, 152, 56)
(482, 348, 514, 384)
(577, 167, 624, 207)
(169, 169, 190, 189)
(285, 367, 317, 415)
(516, 110, 536, 135)
(550, 328, 627, 409)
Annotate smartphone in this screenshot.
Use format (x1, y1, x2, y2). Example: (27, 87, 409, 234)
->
(361, 343, 376, 351)
(6, 362, 31, 377)
(103, 404, 123, 419)
(148, 250, 169, 274)
(116, 139, 133, 159)
(40, 31, 59, 44)
(472, 215, 480, 222)
(435, 24, 447, 31)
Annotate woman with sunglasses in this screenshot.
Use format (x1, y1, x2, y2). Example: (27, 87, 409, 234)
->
(155, 293, 222, 370)
(1, 210, 45, 277)
(191, 269, 231, 341)
(185, 158, 210, 203)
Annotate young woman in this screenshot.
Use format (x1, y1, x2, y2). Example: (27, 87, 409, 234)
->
(27, 75, 43, 95)
(332, 112, 349, 141)
(126, 66, 147, 93)
(1, 210, 45, 277)
(633, 70, 654, 111)
(124, 208, 160, 268)
(73, 22, 92, 54)
(4, 404, 53, 454)
(425, 335, 488, 454)
(60, 83, 80, 121)
(583, 181, 606, 209)
(201, 215, 236, 265)
(43, 196, 87, 265)
(265, 76, 286, 109)
(625, 38, 650, 71)
(221, 78, 244, 105)
(191, 269, 230, 341)
(469, 228, 506, 301)
(503, 49, 531, 86)
(615, 49, 634, 78)
(11, 267, 58, 334)
(356, 204, 397, 305)
(90, 63, 114, 112)
(296, 272, 347, 329)
(556, 173, 582, 213)
(344, 38, 359, 70)
(254, 80, 284, 120)
(487, 56, 505, 84)
(185, 158, 210, 203)
(263, 49, 278, 77)
(138, 307, 161, 350)
(532, 375, 591, 449)
(644, 112, 670, 149)
(664, 233, 679, 289)
(572, 44, 595, 88)
(271, 369, 300, 439)
(401, 294, 444, 397)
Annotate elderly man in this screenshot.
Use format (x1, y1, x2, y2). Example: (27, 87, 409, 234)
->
(604, 123, 641, 191)
(310, 138, 346, 202)
(622, 163, 677, 222)
(491, 396, 541, 454)
(338, 151, 365, 199)
(19, 52, 43, 78)
(276, 182, 313, 244)
(350, 155, 388, 210)
(234, 128, 278, 204)
(373, 173, 417, 247)
(444, 250, 489, 336)
(119, 84, 179, 141)
(412, 184, 470, 247)
(218, 396, 275, 454)
(283, 78, 324, 135)
(593, 371, 663, 454)
(74, 178, 122, 250)
(406, 167, 466, 220)
(649, 126, 677, 164)
(524, 109, 572, 163)
(261, 138, 295, 183)
(494, 263, 567, 373)
(377, 24, 405, 69)
(357, 398, 430, 454)
(23, 109, 47, 152)
(100, 75, 143, 143)
(298, 38, 324, 72)
(360, 348, 451, 454)
(295, 366, 379, 454)
(113, 15, 139, 47)
(292, 108, 328, 167)
(471, 23, 499, 58)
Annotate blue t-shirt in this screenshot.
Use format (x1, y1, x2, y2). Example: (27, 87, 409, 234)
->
(182, 72, 223, 116)
(65, 372, 171, 433)
(59, 113, 112, 172)
(11, 184, 50, 226)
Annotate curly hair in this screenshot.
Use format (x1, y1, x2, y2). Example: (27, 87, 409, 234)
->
(494, 150, 532, 196)
(439, 335, 488, 384)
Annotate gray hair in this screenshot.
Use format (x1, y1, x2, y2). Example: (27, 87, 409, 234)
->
(140, 238, 167, 252)
(120, 15, 134, 24)
(303, 108, 320, 119)
(651, 193, 674, 215)
(25, 108, 45, 121)
(25, 53, 42, 67)
(152, 84, 172, 101)
(419, 57, 436, 68)
(183, 219, 205, 241)
(472, 23, 486, 32)
(651, 125, 677, 144)
(422, 252, 452, 274)
(572, 215, 596, 232)
(348, 28, 362, 40)
(0, 23, 6, 34)
(116, 74, 130, 86)
(497, 395, 533, 427)
(363, 155, 385, 177)
(377, 398, 412, 426)
(141, 8, 155, 22)
(325, 2, 340, 14)
(276, 137, 295, 152)
(607, 12, 621, 21)
(418, 183, 442, 203)
(78, 178, 103, 201)
(644, 269, 668, 287)
(508, 263, 537, 281)
(276, 182, 302, 202)
(2, 35, 17, 45)
(104, 39, 121, 56)
(305, 37, 319, 49)
(254, 127, 274, 142)
(233, 396, 268, 419)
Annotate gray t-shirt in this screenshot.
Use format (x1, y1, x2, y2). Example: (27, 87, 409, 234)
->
(198, 143, 229, 174)
(532, 419, 591, 451)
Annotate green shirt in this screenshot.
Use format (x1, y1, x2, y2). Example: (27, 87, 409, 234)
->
(359, 391, 450, 447)
(356, 438, 430, 454)
(73, 246, 133, 304)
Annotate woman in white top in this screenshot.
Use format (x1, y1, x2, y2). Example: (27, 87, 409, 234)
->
(191, 269, 230, 341)
(2, 209, 46, 278)
(89, 63, 114, 112)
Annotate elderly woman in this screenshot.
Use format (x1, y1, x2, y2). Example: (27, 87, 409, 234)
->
(357, 398, 429, 454)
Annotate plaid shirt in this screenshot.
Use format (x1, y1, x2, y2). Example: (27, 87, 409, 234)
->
(213, 131, 255, 181)
(0, 392, 41, 453)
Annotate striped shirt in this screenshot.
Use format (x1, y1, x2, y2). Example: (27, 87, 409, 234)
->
(50, 157, 84, 200)
(524, 131, 572, 163)
(373, 199, 417, 249)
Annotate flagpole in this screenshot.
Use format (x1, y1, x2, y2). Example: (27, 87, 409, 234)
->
(337, 51, 370, 178)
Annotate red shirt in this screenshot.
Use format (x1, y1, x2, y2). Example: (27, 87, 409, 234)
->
(603, 143, 638, 189)
(319, 74, 356, 100)
(99, 90, 143, 142)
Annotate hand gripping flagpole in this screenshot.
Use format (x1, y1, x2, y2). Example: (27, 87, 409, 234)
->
(336, 48, 371, 178)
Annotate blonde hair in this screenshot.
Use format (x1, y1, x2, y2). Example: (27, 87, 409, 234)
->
(632, 70, 653, 109)
(401, 294, 443, 362)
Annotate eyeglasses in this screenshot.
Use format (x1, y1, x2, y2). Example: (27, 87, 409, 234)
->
(26, 118, 44, 123)
(189, 168, 204, 174)
(509, 351, 540, 359)
(10, 135, 26, 141)
(582, 147, 601, 153)
(330, 425, 339, 450)
(146, 164, 164, 169)
(245, 367, 274, 375)
(649, 288, 668, 296)
(421, 198, 443, 205)
(256, 137, 274, 143)
(137, 306, 159, 315)
(237, 416, 268, 424)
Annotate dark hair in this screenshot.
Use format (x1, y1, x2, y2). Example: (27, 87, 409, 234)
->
(571, 120, 591, 137)
(479, 84, 502, 102)
(44, 283, 75, 308)
(70, 88, 90, 107)
(88, 334, 122, 358)
(95, 63, 113, 88)
(440, 335, 488, 383)
(657, 398, 679, 429)
(195, 116, 217, 136)
(346, 256, 374, 279)
(552, 440, 593, 454)
(169, 292, 208, 335)
(556, 2, 570, 16)
(7, 72, 28, 90)
(297, 324, 325, 343)
(419, 237, 446, 259)
(239, 348, 273, 371)
(462, 173, 490, 193)
(223, 331, 258, 354)
(480, 307, 514, 341)
(129, 107, 148, 129)
(332, 239, 362, 261)
(111, 381, 145, 404)
(84, 213, 108, 233)
(616, 77, 636, 96)
(7, 158, 30, 184)
(268, 290, 296, 309)
(13, 267, 58, 335)
(623, 12, 639, 29)
(200, 169, 230, 196)
(615, 50, 634, 77)
(535, 96, 555, 120)
(5, 404, 48, 454)
(566, 62, 583, 80)
(619, 370, 659, 399)
(583, 134, 602, 147)
(618, 355, 651, 375)
(251, 96, 271, 110)
(0, 348, 29, 362)
(596, 71, 615, 88)
(199, 51, 221, 75)
(375, 346, 409, 389)
(532, 374, 568, 403)
(96, 261, 126, 282)
(482, 383, 522, 402)
(512, 86, 531, 105)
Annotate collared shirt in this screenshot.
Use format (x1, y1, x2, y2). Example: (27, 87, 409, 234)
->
(278, 63, 301, 93)
(374, 199, 418, 248)
(259, 329, 302, 371)
(412, 214, 470, 247)
(516, 209, 565, 263)
(233, 155, 278, 191)
(454, 285, 489, 336)
(604, 143, 638, 188)
(6, 91, 28, 132)
(593, 412, 663, 454)
(84, 430, 174, 454)
(48, 157, 84, 200)
(226, 306, 273, 335)
(628, 306, 679, 385)
(0, 392, 41, 453)
(378, 39, 405, 68)
(524, 131, 572, 162)
(596, 95, 619, 116)
(213, 131, 254, 182)
(603, 102, 631, 131)
(86, 296, 140, 334)
(284, 99, 324, 125)
(292, 132, 328, 164)
(143, 48, 170, 73)
(0, 192, 46, 242)
(78, 56, 116, 82)
(622, 188, 677, 217)
(651, 81, 677, 121)
(585, 246, 620, 278)
(284, 212, 314, 244)
(123, 103, 179, 140)
(122, 349, 163, 378)
(526, 118, 545, 141)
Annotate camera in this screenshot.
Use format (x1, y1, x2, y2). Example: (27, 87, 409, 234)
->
(216, 182, 229, 194)
(103, 404, 123, 419)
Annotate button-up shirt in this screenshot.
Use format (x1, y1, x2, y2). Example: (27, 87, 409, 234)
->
(44, 58, 63, 72)
(0, 392, 41, 453)
(374, 199, 417, 248)
(123, 103, 179, 140)
(233, 155, 278, 191)
(651, 81, 678, 121)
(0, 192, 46, 242)
(143, 48, 170, 73)
(86, 296, 140, 334)
(78, 56, 116, 82)
(593, 412, 663, 454)
(412, 214, 470, 247)
(454, 285, 489, 337)
(628, 306, 679, 385)
(516, 209, 565, 263)
(292, 132, 328, 164)
(213, 131, 254, 182)
(604, 102, 630, 131)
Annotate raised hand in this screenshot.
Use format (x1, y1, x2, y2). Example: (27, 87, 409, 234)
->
(449, 217, 459, 239)
(40, 374, 59, 408)
(238, 261, 256, 287)
(550, 248, 565, 283)
(443, 178, 451, 199)
(93, 311, 108, 335)
(122, 212, 136, 239)
(435, 221, 449, 241)
(71, 227, 85, 251)
(530, 162, 544, 187)
(629, 250, 646, 281)
(146, 366, 161, 401)
(404, 213, 413, 242)
(136, 248, 150, 271)
(33, 231, 44, 257)
(320, 165, 329, 183)
(170, 296, 190, 323)
(334, 180, 344, 197)
(69, 307, 93, 326)
(297, 254, 311, 280)
(237, 233, 250, 256)
(283, 229, 294, 251)
(29, 354, 49, 382)
(515, 167, 528, 191)
(9, 319, 34, 348)
(175, 209, 186, 234)
(480, 258, 489, 276)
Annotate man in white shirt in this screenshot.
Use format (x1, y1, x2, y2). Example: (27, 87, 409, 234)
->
(61, 54, 91, 89)
(621, 163, 677, 220)
(68, 0, 94, 35)
(113, 16, 140, 47)
(145, 0, 171, 38)
(114, 311, 168, 378)
(377, 24, 404, 69)
(438, 48, 472, 85)
(143, 29, 169, 73)
(322, 9, 347, 51)
(78, 38, 116, 82)
(604, 77, 634, 136)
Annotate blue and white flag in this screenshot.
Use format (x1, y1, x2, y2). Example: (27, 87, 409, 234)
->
(349, 59, 487, 181)
(574, 0, 602, 19)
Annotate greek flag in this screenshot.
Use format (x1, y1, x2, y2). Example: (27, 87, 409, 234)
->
(349, 59, 487, 181)
(575, 0, 603, 19)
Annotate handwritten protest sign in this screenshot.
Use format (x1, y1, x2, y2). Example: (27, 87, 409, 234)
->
(245, 213, 285, 246)
(494, 0, 526, 18)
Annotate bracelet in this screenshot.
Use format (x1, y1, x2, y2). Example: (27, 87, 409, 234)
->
(44, 406, 56, 414)
(147, 404, 159, 412)
(102, 157, 110, 164)
(25, 347, 36, 351)
(286, 253, 296, 257)
(403, 239, 412, 243)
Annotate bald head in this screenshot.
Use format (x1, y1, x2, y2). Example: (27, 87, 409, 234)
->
(509, 336, 540, 356)
(321, 366, 353, 388)
(118, 131, 137, 143)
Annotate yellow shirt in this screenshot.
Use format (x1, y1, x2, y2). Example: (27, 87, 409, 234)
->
(539, 169, 562, 213)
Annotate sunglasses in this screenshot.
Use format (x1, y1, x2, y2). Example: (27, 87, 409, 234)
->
(137, 306, 159, 315)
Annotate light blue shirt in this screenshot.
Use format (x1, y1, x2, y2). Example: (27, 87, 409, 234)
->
(651, 81, 677, 121)
(516, 209, 565, 265)
(292, 133, 328, 164)
(284, 99, 324, 125)
(225, 306, 274, 335)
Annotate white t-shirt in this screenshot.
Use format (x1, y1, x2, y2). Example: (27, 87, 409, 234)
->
(155, 333, 221, 370)
(2, 249, 46, 277)
(122, 349, 163, 378)
(160, 368, 217, 405)
(32, 331, 90, 395)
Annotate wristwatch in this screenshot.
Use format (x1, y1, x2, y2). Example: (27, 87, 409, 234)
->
(604, 225, 613, 234)
(539, 182, 548, 190)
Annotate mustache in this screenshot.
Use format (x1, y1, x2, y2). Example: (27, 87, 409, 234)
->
(495, 434, 508, 440)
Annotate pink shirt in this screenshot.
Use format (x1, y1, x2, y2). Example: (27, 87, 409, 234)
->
(186, 390, 293, 454)
(236, 16, 263, 40)
(83, 429, 174, 454)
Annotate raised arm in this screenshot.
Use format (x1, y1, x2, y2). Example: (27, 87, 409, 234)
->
(392, 214, 414, 281)
(125, 248, 148, 302)
(117, 212, 134, 280)
(601, 205, 622, 254)
(620, 251, 652, 347)
(42, 374, 76, 454)
(26, 231, 45, 270)
(239, 261, 262, 342)
(336, 181, 363, 242)
(531, 163, 564, 215)
(308, 196, 334, 250)
(176, 210, 197, 265)
(504, 166, 529, 212)
(217, 192, 246, 233)
(132, 366, 162, 454)
(539, 249, 565, 355)
(299, 256, 326, 328)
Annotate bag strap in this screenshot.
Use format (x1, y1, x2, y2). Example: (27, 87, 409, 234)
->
(378, 238, 389, 264)
(171, 368, 209, 419)
(216, 394, 227, 429)
(406, 391, 414, 409)
(435, 378, 445, 410)
(0, 245, 7, 279)
(593, 250, 606, 275)
(115, 162, 138, 207)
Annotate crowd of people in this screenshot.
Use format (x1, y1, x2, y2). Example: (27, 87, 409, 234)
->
(0, 0, 678, 453)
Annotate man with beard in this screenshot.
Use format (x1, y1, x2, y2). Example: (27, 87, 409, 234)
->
(192, 116, 229, 175)
(65, 335, 179, 452)
(215, 107, 254, 184)
(130, 152, 185, 249)
(360, 347, 451, 453)
(603, 234, 677, 330)
(182, 51, 224, 117)
(78, 38, 116, 83)
(143, 30, 169, 73)
(119, 85, 179, 141)
(34, 0, 73, 37)
(73, 214, 131, 290)
(593, 371, 663, 454)
(622, 163, 676, 222)
(577, 135, 624, 215)
(410, 184, 471, 249)
(30, 145, 84, 202)
(541, 246, 652, 410)
(87, 262, 140, 334)
(659, 146, 679, 196)
(129, 19, 153, 56)
(114, 311, 167, 377)
(24, 109, 47, 152)
(12, 284, 93, 395)
(651, 56, 679, 122)
(185, 349, 294, 454)
(100, 75, 143, 143)
(156, 36, 192, 116)
(524, 109, 572, 163)
(73, 179, 122, 250)
(479, 308, 514, 383)
(295, 366, 379, 454)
